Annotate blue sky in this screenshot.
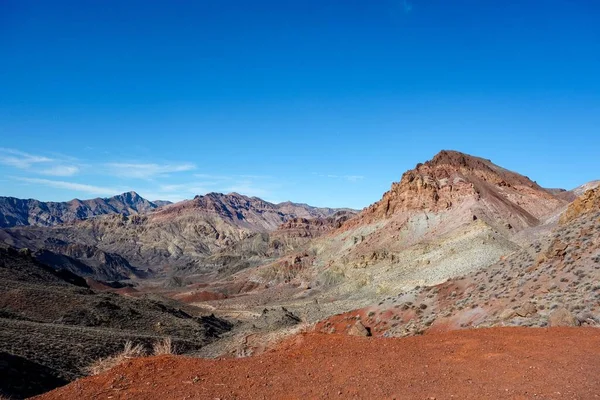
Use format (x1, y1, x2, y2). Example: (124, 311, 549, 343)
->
(1, 1, 599, 209)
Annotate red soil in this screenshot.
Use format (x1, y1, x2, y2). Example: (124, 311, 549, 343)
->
(36, 327, 600, 400)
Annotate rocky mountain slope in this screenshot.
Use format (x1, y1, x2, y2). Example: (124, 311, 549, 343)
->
(0, 191, 170, 228)
(227, 151, 568, 299)
(314, 185, 600, 338)
(197, 151, 577, 334)
(0, 192, 355, 281)
(0, 245, 232, 399)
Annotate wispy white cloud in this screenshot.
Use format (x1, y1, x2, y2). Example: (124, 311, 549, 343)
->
(0, 148, 82, 177)
(15, 177, 121, 196)
(3, 147, 279, 202)
(345, 175, 364, 182)
(318, 173, 365, 182)
(0, 148, 54, 169)
(106, 162, 196, 179)
(39, 165, 80, 177)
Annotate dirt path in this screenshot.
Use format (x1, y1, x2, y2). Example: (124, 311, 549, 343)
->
(36, 327, 600, 400)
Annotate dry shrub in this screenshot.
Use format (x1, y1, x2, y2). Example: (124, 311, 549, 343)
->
(87, 341, 146, 376)
(87, 338, 177, 376)
(153, 337, 174, 355)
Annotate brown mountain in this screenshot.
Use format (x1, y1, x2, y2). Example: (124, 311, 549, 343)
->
(218, 150, 571, 315)
(314, 184, 600, 338)
(0, 191, 170, 228)
(355, 150, 563, 230)
(0, 192, 354, 280)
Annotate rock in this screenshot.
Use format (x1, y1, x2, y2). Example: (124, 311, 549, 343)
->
(548, 307, 580, 327)
(348, 321, 371, 337)
(515, 302, 537, 317)
(499, 309, 516, 320)
(576, 312, 598, 326)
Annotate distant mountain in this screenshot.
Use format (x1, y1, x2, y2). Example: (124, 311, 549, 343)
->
(0, 191, 165, 228)
(159, 192, 355, 232)
(0, 192, 355, 280)
(276, 201, 355, 220)
(152, 200, 173, 207)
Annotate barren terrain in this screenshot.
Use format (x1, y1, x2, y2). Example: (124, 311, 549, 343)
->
(1, 150, 599, 399)
(36, 328, 600, 400)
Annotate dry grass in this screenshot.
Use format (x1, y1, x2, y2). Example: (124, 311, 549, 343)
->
(87, 338, 176, 376)
(153, 337, 174, 355)
(87, 341, 146, 376)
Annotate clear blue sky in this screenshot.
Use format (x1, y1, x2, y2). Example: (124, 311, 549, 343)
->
(1, 1, 599, 209)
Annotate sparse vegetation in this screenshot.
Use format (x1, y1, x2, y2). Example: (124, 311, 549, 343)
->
(89, 337, 176, 376)
(87, 340, 146, 376)
(153, 337, 174, 355)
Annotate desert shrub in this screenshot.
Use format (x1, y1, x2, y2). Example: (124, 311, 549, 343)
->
(88, 338, 177, 376)
(153, 337, 174, 355)
(87, 341, 146, 376)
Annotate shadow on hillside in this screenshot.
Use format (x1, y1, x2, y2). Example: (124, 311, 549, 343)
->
(0, 352, 67, 399)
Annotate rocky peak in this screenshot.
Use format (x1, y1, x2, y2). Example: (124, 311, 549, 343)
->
(112, 191, 143, 204)
(358, 150, 563, 222)
(428, 150, 488, 168)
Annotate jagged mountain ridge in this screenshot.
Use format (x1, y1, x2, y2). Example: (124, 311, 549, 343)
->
(0, 192, 355, 280)
(0, 191, 171, 228)
(155, 192, 355, 231)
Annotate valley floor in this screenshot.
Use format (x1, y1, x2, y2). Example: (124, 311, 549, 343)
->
(36, 327, 600, 400)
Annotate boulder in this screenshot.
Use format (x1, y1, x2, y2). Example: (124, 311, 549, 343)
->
(515, 302, 537, 317)
(548, 307, 580, 327)
(499, 309, 516, 320)
(348, 321, 371, 337)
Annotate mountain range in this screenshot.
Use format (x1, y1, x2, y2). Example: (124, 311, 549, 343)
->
(1, 149, 599, 399)
(0, 191, 171, 228)
(0, 192, 355, 280)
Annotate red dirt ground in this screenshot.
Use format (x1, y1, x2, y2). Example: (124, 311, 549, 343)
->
(36, 327, 600, 400)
